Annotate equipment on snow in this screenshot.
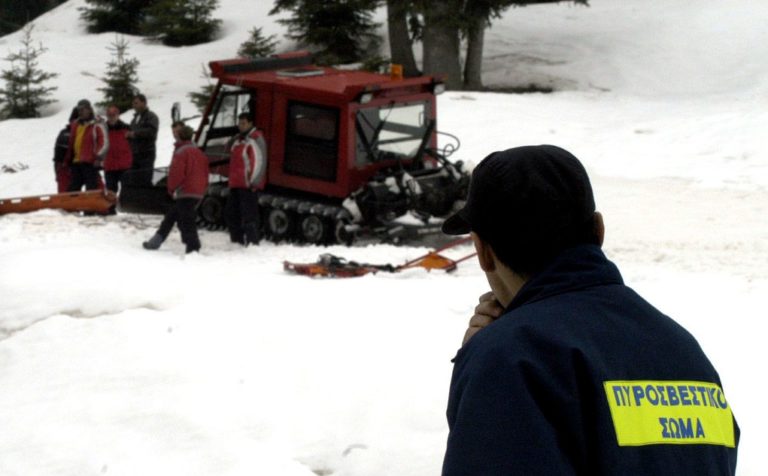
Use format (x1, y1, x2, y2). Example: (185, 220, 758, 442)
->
(0, 189, 116, 215)
(283, 237, 476, 278)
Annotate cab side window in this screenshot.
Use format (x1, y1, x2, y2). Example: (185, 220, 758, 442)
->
(199, 88, 255, 162)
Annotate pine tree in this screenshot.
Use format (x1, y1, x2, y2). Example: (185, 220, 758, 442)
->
(187, 27, 277, 114)
(97, 36, 140, 113)
(237, 27, 278, 59)
(270, 0, 381, 65)
(187, 64, 215, 113)
(143, 0, 222, 47)
(0, 25, 58, 119)
(0, 0, 67, 35)
(79, 0, 159, 35)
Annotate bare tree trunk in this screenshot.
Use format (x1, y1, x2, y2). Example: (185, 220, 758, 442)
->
(463, 16, 485, 90)
(422, 0, 462, 90)
(386, 0, 420, 77)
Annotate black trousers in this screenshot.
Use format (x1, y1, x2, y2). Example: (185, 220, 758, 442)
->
(225, 188, 261, 245)
(68, 163, 100, 192)
(130, 152, 156, 186)
(105, 170, 128, 214)
(105, 170, 127, 193)
(157, 197, 201, 253)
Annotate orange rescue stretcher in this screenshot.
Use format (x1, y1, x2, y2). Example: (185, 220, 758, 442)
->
(0, 190, 117, 215)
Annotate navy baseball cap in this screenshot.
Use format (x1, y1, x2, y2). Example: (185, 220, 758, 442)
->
(442, 145, 596, 246)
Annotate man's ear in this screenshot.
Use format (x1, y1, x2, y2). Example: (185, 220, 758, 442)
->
(471, 232, 497, 273)
(594, 212, 605, 247)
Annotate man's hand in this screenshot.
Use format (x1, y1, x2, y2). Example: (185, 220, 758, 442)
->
(462, 291, 504, 346)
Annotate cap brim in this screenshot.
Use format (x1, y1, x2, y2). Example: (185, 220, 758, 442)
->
(441, 209, 472, 235)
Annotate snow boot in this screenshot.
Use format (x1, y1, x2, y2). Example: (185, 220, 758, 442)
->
(243, 223, 261, 246)
(142, 233, 164, 250)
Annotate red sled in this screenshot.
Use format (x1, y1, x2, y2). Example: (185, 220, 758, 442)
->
(0, 190, 117, 215)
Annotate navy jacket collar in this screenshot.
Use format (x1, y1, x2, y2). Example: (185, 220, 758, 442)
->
(506, 245, 623, 312)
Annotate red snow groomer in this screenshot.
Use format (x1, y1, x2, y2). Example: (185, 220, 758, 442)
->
(118, 51, 470, 244)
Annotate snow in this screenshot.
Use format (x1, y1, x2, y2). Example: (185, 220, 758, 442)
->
(1, 0, 766, 474)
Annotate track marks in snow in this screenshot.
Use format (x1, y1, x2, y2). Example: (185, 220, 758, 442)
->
(0, 303, 167, 342)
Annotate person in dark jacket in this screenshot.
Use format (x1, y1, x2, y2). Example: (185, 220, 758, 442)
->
(53, 106, 79, 193)
(440, 145, 739, 475)
(65, 99, 108, 192)
(225, 112, 267, 245)
(142, 122, 208, 254)
(126, 93, 159, 186)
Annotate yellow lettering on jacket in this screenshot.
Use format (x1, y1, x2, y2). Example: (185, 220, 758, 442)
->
(603, 380, 735, 447)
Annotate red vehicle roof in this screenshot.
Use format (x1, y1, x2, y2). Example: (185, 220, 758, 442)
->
(209, 54, 437, 101)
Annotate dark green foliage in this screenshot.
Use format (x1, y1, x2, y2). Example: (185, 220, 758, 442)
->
(188, 84, 214, 113)
(270, 0, 381, 65)
(463, 0, 588, 27)
(189, 26, 277, 114)
(0, 25, 58, 119)
(0, 0, 66, 35)
(237, 27, 279, 59)
(360, 55, 390, 73)
(79, 0, 160, 35)
(187, 64, 215, 113)
(405, 0, 589, 36)
(80, 0, 222, 44)
(97, 37, 140, 113)
(143, 0, 222, 47)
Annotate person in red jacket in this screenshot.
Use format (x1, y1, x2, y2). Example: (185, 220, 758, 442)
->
(65, 99, 109, 192)
(142, 122, 209, 253)
(103, 105, 133, 195)
(225, 112, 267, 245)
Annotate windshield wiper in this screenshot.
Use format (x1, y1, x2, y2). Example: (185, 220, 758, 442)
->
(355, 103, 395, 161)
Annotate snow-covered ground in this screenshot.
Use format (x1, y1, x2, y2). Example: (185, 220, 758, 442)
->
(1, 0, 766, 474)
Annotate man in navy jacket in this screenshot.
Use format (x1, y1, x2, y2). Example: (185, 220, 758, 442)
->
(441, 145, 739, 475)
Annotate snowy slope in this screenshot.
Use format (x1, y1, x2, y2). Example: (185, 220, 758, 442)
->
(1, 0, 767, 474)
